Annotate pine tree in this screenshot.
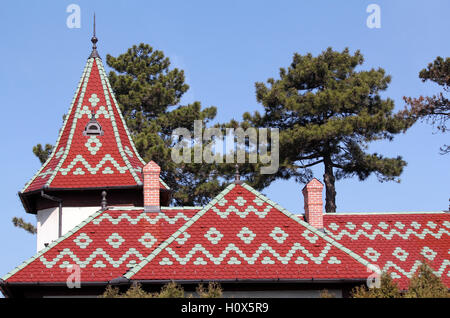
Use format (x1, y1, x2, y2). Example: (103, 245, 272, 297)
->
(351, 272, 402, 298)
(404, 262, 449, 298)
(319, 289, 336, 298)
(99, 283, 153, 298)
(156, 281, 185, 298)
(196, 282, 223, 298)
(99, 285, 122, 298)
(12, 217, 36, 234)
(32, 144, 53, 164)
(105, 43, 225, 206)
(402, 56, 449, 154)
(100, 281, 200, 298)
(243, 48, 416, 212)
(351, 264, 449, 298)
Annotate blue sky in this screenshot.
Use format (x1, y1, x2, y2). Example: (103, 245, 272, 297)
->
(0, 1, 448, 279)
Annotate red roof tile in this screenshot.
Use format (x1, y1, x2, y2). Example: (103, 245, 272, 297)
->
(4, 208, 199, 282)
(4, 183, 449, 290)
(324, 213, 450, 289)
(127, 184, 371, 281)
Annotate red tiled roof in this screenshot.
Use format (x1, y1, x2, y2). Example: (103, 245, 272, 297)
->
(4, 183, 449, 290)
(323, 213, 450, 290)
(127, 184, 372, 281)
(22, 56, 169, 193)
(4, 208, 199, 282)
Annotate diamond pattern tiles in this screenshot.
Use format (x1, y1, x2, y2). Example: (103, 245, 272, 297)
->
(324, 213, 450, 289)
(130, 184, 370, 281)
(5, 183, 449, 289)
(22, 57, 168, 193)
(5, 208, 199, 282)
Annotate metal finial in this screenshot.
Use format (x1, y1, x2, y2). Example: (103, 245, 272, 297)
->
(89, 13, 100, 59)
(101, 190, 107, 210)
(234, 164, 243, 184)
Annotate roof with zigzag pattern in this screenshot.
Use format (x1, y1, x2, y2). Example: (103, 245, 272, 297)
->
(2, 183, 449, 291)
(126, 183, 373, 281)
(3, 207, 200, 282)
(323, 213, 450, 289)
(22, 55, 168, 193)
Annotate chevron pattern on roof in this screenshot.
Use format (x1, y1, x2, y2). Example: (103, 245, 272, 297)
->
(22, 56, 168, 193)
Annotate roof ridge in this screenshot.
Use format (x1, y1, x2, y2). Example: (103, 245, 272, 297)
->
(239, 183, 381, 274)
(104, 206, 203, 211)
(21, 58, 93, 192)
(2, 207, 105, 281)
(161, 206, 203, 210)
(325, 211, 448, 216)
(106, 206, 145, 211)
(123, 183, 236, 279)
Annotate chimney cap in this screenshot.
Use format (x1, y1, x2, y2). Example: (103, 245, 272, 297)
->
(143, 160, 161, 173)
(302, 178, 323, 191)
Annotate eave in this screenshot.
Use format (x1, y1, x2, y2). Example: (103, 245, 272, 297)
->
(19, 185, 171, 214)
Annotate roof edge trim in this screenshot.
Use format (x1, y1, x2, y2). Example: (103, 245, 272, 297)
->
(325, 211, 447, 215)
(161, 206, 203, 210)
(130, 278, 367, 284)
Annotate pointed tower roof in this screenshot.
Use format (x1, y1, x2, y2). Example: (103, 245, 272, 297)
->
(21, 27, 169, 201)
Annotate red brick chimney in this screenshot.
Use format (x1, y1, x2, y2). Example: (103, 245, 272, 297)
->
(143, 161, 161, 212)
(302, 178, 324, 229)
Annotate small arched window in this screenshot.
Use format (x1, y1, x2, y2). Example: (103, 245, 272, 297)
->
(83, 119, 104, 136)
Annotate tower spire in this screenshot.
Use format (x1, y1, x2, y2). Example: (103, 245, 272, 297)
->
(89, 13, 100, 59)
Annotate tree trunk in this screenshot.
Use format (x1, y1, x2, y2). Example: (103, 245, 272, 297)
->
(323, 156, 337, 213)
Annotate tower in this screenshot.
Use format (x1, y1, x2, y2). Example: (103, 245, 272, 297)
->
(19, 21, 170, 251)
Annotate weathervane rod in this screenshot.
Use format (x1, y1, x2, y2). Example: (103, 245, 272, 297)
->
(89, 13, 100, 59)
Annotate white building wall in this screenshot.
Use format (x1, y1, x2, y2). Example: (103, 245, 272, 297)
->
(36, 206, 100, 252)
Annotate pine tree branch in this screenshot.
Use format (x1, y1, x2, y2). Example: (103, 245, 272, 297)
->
(12, 217, 37, 234)
(295, 160, 324, 169)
